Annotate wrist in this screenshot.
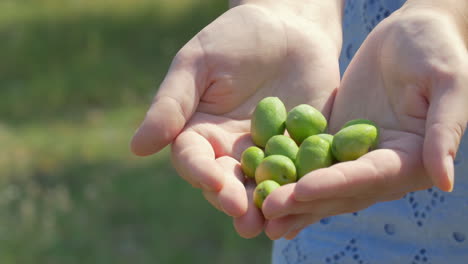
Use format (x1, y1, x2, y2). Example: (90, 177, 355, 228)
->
(230, 0, 345, 54)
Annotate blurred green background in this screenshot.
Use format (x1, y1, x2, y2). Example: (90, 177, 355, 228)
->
(0, 0, 272, 263)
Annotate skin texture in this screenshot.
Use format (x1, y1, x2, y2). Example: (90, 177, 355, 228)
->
(286, 104, 327, 144)
(255, 155, 297, 185)
(265, 135, 299, 161)
(251, 97, 287, 147)
(262, 7, 468, 240)
(331, 124, 379, 162)
(130, 2, 343, 239)
(241, 146, 265, 179)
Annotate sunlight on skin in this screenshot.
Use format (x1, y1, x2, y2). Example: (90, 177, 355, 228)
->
(262, 7, 468, 240)
(131, 2, 344, 238)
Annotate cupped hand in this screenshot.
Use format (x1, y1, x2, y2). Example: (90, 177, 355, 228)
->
(263, 9, 468, 240)
(130, 4, 342, 238)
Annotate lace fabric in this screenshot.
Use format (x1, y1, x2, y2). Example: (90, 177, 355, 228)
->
(272, 0, 468, 263)
(339, 0, 407, 75)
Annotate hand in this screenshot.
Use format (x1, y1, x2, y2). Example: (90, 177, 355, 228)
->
(130, 2, 343, 238)
(262, 8, 468, 240)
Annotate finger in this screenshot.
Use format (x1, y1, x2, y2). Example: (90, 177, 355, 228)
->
(131, 43, 206, 156)
(216, 156, 248, 217)
(262, 184, 295, 220)
(277, 198, 373, 220)
(294, 145, 429, 202)
(202, 190, 223, 212)
(424, 74, 468, 192)
(265, 214, 319, 240)
(265, 188, 404, 220)
(284, 228, 302, 240)
(263, 182, 371, 219)
(171, 131, 224, 191)
(294, 151, 388, 201)
(265, 215, 299, 240)
(233, 181, 264, 239)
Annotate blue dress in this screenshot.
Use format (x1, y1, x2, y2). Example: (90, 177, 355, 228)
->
(272, 0, 468, 263)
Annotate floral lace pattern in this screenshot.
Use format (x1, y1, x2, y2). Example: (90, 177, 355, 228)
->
(339, 0, 406, 75)
(273, 1, 468, 263)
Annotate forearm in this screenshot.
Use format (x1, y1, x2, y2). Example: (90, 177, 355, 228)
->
(403, 0, 468, 44)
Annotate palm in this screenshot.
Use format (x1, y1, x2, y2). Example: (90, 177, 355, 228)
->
(134, 5, 341, 238)
(261, 11, 468, 240)
(327, 15, 437, 196)
(188, 5, 340, 162)
(329, 12, 467, 194)
(193, 9, 339, 114)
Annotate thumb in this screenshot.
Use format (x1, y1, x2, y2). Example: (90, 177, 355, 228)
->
(131, 47, 206, 156)
(423, 75, 468, 192)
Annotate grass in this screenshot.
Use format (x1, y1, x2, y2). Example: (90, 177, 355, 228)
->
(1, 0, 219, 122)
(0, 0, 272, 263)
